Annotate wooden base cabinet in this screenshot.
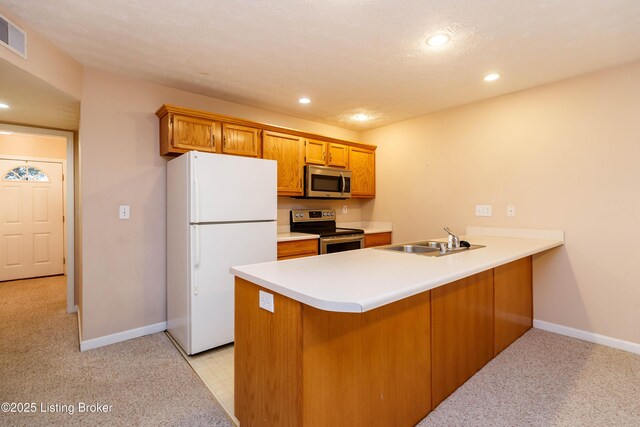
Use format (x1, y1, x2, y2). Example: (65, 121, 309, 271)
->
(494, 256, 533, 355)
(235, 257, 533, 426)
(235, 278, 431, 427)
(277, 239, 318, 260)
(431, 270, 494, 407)
(364, 232, 392, 248)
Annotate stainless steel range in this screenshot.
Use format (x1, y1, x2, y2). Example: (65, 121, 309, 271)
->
(290, 209, 364, 254)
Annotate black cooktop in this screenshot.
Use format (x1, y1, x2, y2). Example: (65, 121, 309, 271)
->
(294, 225, 364, 238)
(290, 209, 364, 238)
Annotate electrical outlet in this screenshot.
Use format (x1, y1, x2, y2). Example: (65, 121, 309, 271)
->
(475, 205, 492, 217)
(119, 205, 130, 220)
(507, 205, 516, 217)
(259, 290, 274, 313)
(342, 204, 348, 214)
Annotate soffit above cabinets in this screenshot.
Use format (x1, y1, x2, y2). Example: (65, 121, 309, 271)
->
(1, 0, 640, 130)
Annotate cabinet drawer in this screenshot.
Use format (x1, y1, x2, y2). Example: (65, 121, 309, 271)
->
(277, 239, 318, 260)
(364, 232, 392, 248)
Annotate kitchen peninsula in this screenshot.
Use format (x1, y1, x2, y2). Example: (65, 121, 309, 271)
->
(231, 228, 564, 426)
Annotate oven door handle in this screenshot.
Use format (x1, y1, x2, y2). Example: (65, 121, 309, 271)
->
(321, 234, 364, 244)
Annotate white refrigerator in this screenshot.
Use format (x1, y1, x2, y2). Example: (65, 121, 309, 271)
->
(167, 151, 277, 355)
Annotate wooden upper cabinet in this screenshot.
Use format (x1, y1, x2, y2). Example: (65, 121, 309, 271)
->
(305, 139, 327, 165)
(327, 143, 349, 168)
(161, 113, 221, 155)
(157, 105, 376, 197)
(222, 123, 261, 157)
(305, 140, 349, 168)
(349, 146, 375, 198)
(262, 130, 305, 196)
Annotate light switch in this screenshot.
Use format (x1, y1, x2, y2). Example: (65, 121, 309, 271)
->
(475, 205, 492, 217)
(119, 205, 130, 220)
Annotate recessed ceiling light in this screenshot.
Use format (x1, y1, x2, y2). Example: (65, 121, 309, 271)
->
(484, 73, 501, 82)
(298, 97, 311, 104)
(0, 103, 10, 109)
(352, 113, 370, 122)
(0, 131, 13, 135)
(426, 33, 451, 47)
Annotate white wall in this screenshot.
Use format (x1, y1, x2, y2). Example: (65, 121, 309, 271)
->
(363, 60, 640, 345)
(79, 68, 361, 341)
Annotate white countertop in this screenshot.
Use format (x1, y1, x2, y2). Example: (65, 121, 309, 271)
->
(232, 233, 563, 313)
(277, 232, 319, 242)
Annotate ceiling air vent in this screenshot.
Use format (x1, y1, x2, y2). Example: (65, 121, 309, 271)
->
(0, 13, 26, 58)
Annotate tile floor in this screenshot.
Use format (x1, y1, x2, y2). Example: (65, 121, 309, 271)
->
(167, 335, 238, 425)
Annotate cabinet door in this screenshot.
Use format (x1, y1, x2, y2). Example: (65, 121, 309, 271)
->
(306, 139, 327, 165)
(494, 257, 532, 355)
(171, 113, 219, 153)
(263, 131, 305, 196)
(349, 147, 375, 198)
(431, 270, 494, 407)
(327, 143, 349, 168)
(222, 123, 261, 157)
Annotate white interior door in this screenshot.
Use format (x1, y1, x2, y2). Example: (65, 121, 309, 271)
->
(0, 159, 64, 281)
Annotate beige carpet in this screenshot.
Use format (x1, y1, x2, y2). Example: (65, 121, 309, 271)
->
(419, 328, 640, 426)
(0, 276, 233, 427)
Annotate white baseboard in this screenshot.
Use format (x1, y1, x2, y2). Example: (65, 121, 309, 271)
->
(534, 319, 640, 355)
(80, 321, 167, 352)
(76, 306, 82, 345)
(67, 304, 78, 314)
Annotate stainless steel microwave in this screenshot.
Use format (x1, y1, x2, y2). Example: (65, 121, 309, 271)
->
(301, 165, 351, 199)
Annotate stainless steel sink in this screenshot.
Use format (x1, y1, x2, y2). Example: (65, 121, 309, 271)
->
(380, 244, 439, 254)
(375, 241, 485, 257)
(406, 241, 442, 248)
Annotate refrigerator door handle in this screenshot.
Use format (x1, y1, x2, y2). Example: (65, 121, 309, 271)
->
(193, 224, 200, 295)
(193, 152, 200, 223)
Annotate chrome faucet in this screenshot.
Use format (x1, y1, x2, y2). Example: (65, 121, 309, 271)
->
(444, 227, 460, 250)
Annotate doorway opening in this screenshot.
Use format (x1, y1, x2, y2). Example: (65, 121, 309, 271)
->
(0, 124, 76, 313)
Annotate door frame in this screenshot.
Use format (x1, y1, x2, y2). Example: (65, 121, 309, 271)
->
(0, 124, 76, 313)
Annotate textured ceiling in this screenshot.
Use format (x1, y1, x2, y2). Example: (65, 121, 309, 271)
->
(1, 0, 640, 130)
